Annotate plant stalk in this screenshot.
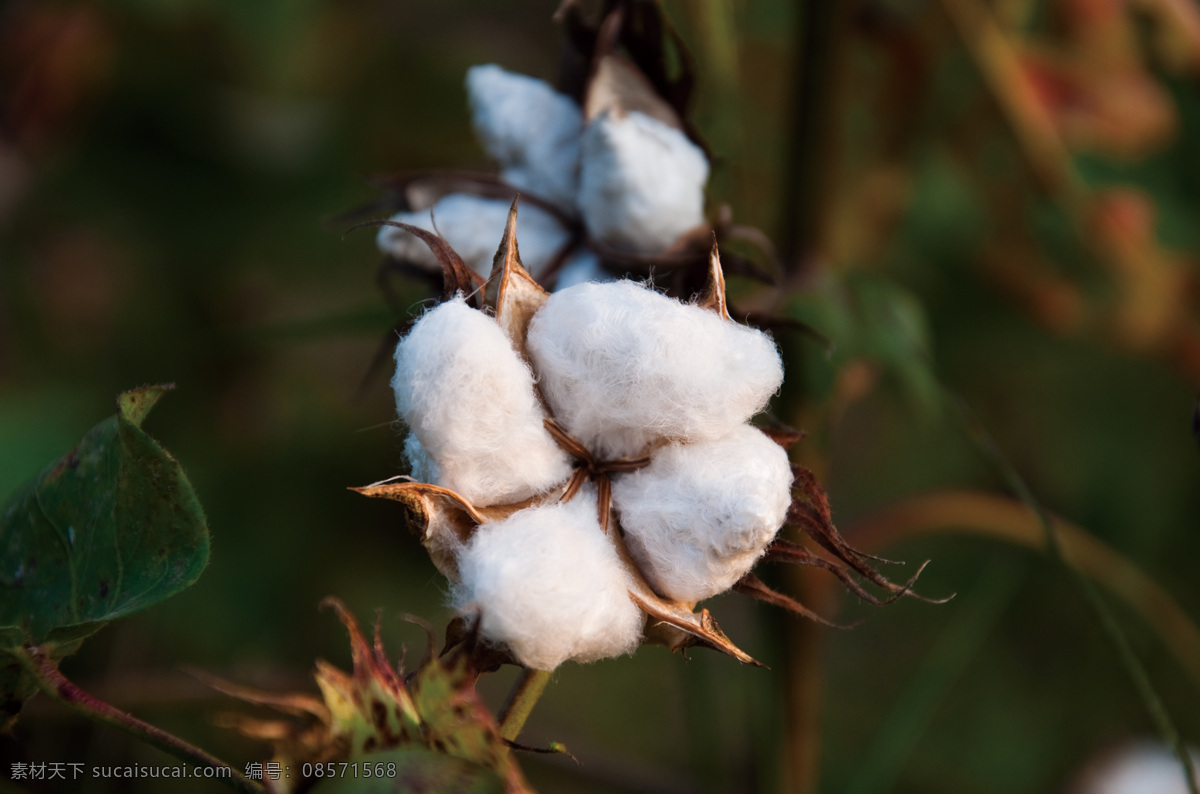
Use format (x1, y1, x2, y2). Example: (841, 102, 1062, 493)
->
(19, 646, 264, 794)
(777, 0, 857, 280)
(498, 668, 552, 742)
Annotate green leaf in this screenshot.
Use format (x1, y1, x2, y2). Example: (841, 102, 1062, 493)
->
(309, 747, 505, 794)
(786, 271, 939, 411)
(0, 385, 209, 720)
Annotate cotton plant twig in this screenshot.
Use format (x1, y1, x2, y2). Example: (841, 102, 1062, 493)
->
(17, 646, 264, 794)
(497, 668, 554, 742)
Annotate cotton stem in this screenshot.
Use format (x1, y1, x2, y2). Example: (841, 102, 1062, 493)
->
(498, 668, 553, 742)
(18, 646, 263, 794)
(777, 0, 857, 280)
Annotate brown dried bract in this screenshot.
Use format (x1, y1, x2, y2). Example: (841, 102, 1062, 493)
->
(483, 199, 551, 358)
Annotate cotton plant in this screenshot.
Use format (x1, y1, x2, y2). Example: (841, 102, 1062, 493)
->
(374, 50, 713, 291)
(357, 204, 932, 671)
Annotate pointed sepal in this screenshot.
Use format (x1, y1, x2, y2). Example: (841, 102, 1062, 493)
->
(608, 523, 761, 666)
(696, 237, 731, 319)
(483, 199, 551, 357)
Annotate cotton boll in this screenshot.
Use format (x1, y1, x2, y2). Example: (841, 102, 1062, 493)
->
(578, 110, 709, 255)
(526, 280, 784, 459)
(553, 248, 614, 291)
(453, 489, 644, 670)
(1074, 742, 1200, 794)
(376, 193, 570, 278)
(613, 425, 792, 603)
(467, 64, 582, 210)
(393, 297, 573, 506)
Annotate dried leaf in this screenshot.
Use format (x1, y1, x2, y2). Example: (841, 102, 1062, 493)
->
(787, 466, 949, 605)
(732, 573, 854, 629)
(189, 668, 329, 721)
(760, 538, 923, 607)
(577, 1, 699, 134)
(372, 221, 485, 304)
(756, 422, 805, 451)
(585, 53, 683, 130)
(351, 482, 485, 579)
(351, 482, 547, 580)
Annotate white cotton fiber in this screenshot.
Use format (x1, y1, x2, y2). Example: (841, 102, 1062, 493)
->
(553, 248, 614, 291)
(403, 433, 439, 484)
(376, 193, 570, 279)
(1077, 742, 1200, 794)
(526, 280, 784, 459)
(577, 110, 709, 255)
(612, 425, 793, 603)
(467, 64, 583, 210)
(392, 297, 573, 506)
(453, 489, 645, 670)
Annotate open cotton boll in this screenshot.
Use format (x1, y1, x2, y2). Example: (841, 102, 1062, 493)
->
(376, 193, 570, 278)
(1074, 742, 1200, 794)
(467, 64, 582, 210)
(526, 280, 784, 459)
(453, 488, 644, 670)
(613, 425, 793, 603)
(578, 110, 709, 255)
(392, 297, 573, 506)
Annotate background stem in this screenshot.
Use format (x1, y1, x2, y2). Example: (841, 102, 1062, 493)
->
(777, 0, 856, 279)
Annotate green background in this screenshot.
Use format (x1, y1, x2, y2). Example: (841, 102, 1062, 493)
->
(1, 1, 1198, 792)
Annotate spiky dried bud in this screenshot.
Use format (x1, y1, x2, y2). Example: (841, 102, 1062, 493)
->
(207, 599, 534, 793)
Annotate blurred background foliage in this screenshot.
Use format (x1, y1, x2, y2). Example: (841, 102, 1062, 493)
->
(1, 0, 1198, 792)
